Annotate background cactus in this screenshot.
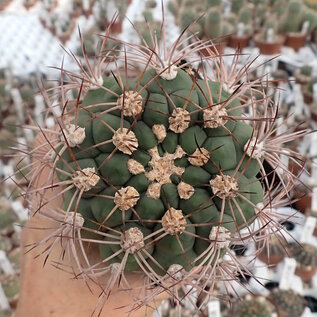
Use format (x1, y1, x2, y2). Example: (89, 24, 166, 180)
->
(234, 297, 273, 317)
(268, 289, 306, 317)
(279, 0, 303, 33)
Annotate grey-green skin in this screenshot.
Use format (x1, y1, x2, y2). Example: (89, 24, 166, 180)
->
(235, 298, 272, 317)
(280, 0, 303, 33)
(269, 289, 306, 317)
(290, 243, 317, 267)
(58, 68, 264, 274)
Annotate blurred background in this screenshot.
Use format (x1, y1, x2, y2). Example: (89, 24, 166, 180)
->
(1, 0, 317, 316)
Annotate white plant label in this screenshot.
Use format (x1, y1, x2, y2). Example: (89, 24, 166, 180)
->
(0, 251, 14, 275)
(301, 21, 310, 34)
(279, 257, 296, 290)
(237, 23, 244, 37)
(207, 300, 221, 317)
(300, 216, 317, 243)
(267, 28, 274, 43)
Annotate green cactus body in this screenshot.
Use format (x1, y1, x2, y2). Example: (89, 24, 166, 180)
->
(204, 8, 221, 38)
(56, 66, 264, 274)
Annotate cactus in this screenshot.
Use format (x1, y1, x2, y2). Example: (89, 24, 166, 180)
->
(231, 0, 245, 14)
(280, 0, 303, 33)
(235, 297, 273, 317)
(290, 243, 317, 267)
(204, 7, 233, 39)
(302, 8, 317, 33)
(19, 16, 309, 316)
(268, 289, 306, 317)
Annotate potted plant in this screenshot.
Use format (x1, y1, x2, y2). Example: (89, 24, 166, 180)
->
(290, 243, 317, 282)
(279, 0, 308, 51)
(268, 289, 306, 317)
(254, 18, 285, 55)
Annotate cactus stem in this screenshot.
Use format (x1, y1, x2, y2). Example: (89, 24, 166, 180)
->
(168, 108, 190, 133)
(162, 208, 186, 235)
(210, 175, 239, 199)
(112, 127, 138, 155)
(188, 147, 210, 166)
(177, 182, 194, 200)
(117, 91, 143, 117)
(72, 167, 100, 191)
(114, 186, 140, 211)
(203, 105, 228, 129)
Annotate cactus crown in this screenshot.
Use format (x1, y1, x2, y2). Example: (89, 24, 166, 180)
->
(20, 14, 309, 315)
(269, 289, 306, 317)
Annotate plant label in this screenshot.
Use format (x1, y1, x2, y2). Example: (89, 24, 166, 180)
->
(279, 257, 296, 290)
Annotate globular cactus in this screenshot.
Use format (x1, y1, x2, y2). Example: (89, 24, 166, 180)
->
(234, 297, 273, 317)
(290, 243, 317, 268)
(268, 289, 306, 317)
(20, 16, 309, 316)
